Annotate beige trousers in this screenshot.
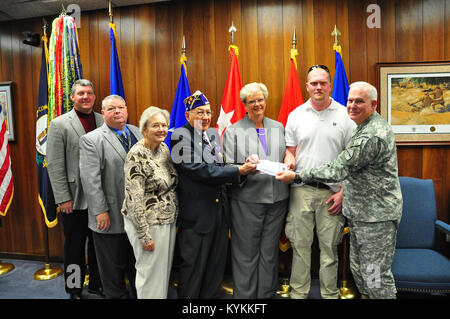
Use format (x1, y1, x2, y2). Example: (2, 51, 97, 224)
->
(285, 185, 345, 299)
(124, 218, 176, 299)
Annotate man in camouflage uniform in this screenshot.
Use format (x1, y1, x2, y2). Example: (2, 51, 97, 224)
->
(276, 81, 403, 299)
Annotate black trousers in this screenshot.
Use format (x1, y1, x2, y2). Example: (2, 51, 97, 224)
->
(61, 209, 101, 294)
(177, 207, 229, 299)
(92, 231, 137, 299)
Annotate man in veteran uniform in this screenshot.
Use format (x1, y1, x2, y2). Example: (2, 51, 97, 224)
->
(276, 81, 402, 299)
(171, 90, 257, 298)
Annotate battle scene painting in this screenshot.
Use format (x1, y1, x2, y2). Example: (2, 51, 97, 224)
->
(389, 75, 450, 126)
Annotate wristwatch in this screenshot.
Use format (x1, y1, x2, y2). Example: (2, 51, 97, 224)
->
(294, 172, 302, 184)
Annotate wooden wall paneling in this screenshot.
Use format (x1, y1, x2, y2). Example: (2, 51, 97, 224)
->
(312, 0, 336, 76)
(240, 0, 259, 86)
(377, 0, 396, 63)
(97, 12, 111, 112)
(365, 0, 379, 86)
(396, 146, 423, 178)
(134, 4, 157, 123)
(87, 12, 101, 110)
(445, 0, 450, 58)
(281, 0, 302, 113)
(10, 23, 35, 254)
(336, 0, 349, 79)
(422, 0, 444, 61)
(119, 7, 137, 125)
(347, 0, 367, 83)
(168, 1, 184, 114)
(422, 147, 446, 218)
(395, 0, 422, 62)
(155, 2, 175, 112)
(183, 1, 205, 108)
(301, 0, 315, 98)
(202, 0, 218, 117)
(78, 12, 92, 109)
(214, 0, 233, 126)
(257, 0, 284, 121)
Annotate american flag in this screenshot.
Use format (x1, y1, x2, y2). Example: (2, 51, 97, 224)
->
(0, 101, 13, 216)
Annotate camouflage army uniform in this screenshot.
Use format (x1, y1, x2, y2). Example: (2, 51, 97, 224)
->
(300, 112, 403, 299)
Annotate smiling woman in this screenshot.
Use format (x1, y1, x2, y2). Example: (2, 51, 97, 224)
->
(121, 105, 178, 299)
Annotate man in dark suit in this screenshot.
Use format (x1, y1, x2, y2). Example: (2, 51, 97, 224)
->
(171, 90, 256, 298)
(47, 79, 103, 299)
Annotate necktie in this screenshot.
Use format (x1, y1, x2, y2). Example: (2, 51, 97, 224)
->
(117, 131, 131, 151)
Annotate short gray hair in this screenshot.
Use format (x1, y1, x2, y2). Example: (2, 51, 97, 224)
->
(139, 106, 170, 134)
(102, 95, 126, 109)
(240, 82, 269, 104)
(71, 79, 95, 95)
(349, 81, 378, 101)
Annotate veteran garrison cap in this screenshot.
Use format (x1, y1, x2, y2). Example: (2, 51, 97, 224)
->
(184, 90, 210, 112)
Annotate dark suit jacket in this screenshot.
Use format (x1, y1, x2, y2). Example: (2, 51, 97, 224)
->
(171, 122, 241, 234)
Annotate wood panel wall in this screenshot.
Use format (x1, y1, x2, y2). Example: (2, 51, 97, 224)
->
(0, 0, 448, 259)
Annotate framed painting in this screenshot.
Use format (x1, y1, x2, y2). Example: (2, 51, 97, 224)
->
(376, 61, 450, 145)
(0, 81, 15, 141)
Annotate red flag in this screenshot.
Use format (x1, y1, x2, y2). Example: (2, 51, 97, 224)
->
(279, 49, 303, 252)
(0, 101, 14, 216)
(217, 45, 246, 137)
(277, 49, 303, 127)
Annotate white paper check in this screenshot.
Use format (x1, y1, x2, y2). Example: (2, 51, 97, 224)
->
(256, 160, 287, 176)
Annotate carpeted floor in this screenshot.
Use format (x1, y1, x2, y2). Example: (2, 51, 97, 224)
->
(1, 258, 446, 300)
(0, 258, 321, 299)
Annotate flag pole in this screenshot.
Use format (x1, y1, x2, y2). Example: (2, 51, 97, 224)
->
(331, 24, 341, 47)
(109, 0, 113, 23)
(331, 24, 356, 299)
(34, 19, 63, 281)
(220, 20, 239, 296)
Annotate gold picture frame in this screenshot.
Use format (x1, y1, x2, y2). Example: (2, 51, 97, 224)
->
(376, 61, 450, 145)
(0, 81, 15, 141)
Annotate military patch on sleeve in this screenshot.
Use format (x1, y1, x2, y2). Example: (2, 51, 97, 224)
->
(344, 148, 355, 161)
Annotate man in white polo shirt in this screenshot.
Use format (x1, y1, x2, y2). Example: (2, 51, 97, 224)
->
(284, 65, 356, 299)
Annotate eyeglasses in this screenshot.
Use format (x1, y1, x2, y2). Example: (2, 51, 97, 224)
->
(193, 110, 212, 118)
(307, 65, 330, 74)
(247, 98, 265, 106)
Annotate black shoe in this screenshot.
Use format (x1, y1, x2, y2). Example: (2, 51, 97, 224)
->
(88, 286, 105, 298)
(69, 292, 83, 299)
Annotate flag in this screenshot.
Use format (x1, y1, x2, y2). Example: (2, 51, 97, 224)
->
(48, 15, 83, 120)
(165, 55, 190, 151)
(36, 34, 58, 227)
(109, 22, 125, 99)
(278, 48, 304, 252)
(278, 48, 303, 127)
(216, 45, 246, 138)
(0, 93, 14, 216)
(332, 45, 349, 106)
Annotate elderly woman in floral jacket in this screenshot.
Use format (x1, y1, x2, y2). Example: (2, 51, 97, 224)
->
(121, 106, 178, 299)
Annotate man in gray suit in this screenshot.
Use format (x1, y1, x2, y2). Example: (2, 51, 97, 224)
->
(47, 79, 103, 299)
(79, 94, 142, 299)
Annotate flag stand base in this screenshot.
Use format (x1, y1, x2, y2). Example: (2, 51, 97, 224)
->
(34, 263, 63, 281)
(276, 277, 291, 298)
(221, 279, 233, 295)
(0, 261, 14, 276)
